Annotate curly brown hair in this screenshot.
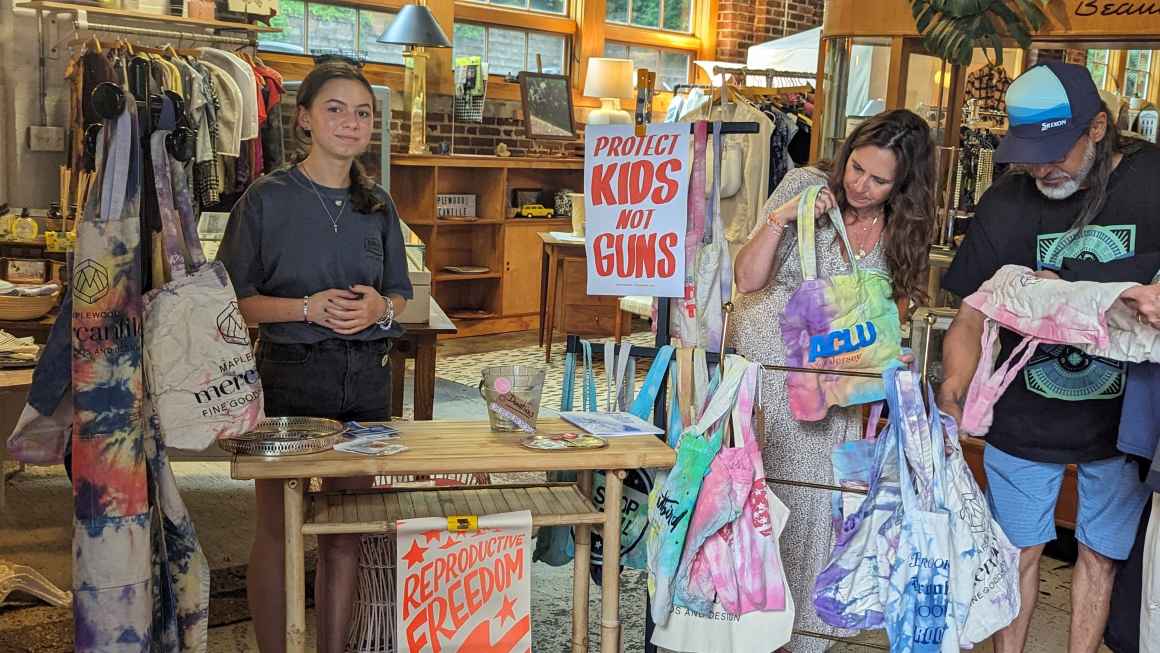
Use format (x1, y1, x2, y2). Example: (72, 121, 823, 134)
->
(826, 109, 936, 306)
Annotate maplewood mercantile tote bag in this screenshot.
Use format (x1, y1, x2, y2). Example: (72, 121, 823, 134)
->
(142, 131, 263, 450)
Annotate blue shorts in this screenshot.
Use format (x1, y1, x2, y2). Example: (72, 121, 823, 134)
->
(983, 445, 1150, 560)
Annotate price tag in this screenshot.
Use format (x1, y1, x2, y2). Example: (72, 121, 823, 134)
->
(447, 515, 478, 532)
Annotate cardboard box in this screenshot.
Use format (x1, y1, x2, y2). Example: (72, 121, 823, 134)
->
(398, 269, 431, 324)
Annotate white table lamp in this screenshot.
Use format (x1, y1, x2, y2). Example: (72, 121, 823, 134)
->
(584, 58, 634, 125)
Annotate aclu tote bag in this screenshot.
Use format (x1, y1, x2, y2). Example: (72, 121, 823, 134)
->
(780, 185, 902, 421)
(143, 131, 263, 450)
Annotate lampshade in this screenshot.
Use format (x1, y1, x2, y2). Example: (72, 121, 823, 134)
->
(377, 4, 452, 48)
(583, 57, 634, 99)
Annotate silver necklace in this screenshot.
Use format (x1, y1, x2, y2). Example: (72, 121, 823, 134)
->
(847, 209, 882, 260)
(296, 164, 348, 233)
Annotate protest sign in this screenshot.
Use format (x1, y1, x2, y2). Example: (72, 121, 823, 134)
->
(585, 123, 690, 297)
(397, 510, 533, 653)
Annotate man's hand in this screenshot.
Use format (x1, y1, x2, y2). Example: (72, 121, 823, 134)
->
(937, 389, 965, 427)
(1033, 269, 1060, 280)
(1121, 284, 1160, 329)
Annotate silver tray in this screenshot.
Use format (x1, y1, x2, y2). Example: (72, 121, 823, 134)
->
(219, 417, 346, 457)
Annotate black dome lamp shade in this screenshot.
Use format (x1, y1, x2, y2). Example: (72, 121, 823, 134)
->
(377, 4, 451, 48)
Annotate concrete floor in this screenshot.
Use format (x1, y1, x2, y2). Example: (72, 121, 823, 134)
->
(0, 330, 1117, 652)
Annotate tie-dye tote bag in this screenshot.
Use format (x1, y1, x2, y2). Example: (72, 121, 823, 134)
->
(780, 185, 902, 421)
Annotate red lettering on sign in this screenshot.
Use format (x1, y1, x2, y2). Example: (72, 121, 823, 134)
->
(652, 159, 681, 204)
(590, 164, 618, 206)
(403, 574, 422, 620)
(592, 232, 678, 280)
(590, 160, 681, 206)
(658, 232, 678, 277)
(614, 208, 656, 229)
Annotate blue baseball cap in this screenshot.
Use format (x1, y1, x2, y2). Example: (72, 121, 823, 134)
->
(995, 61, 1103, 164)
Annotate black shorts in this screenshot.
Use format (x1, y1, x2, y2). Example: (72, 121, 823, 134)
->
(257, 338, 394, 422)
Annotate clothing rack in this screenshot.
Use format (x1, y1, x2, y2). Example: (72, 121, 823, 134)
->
(711, 66, 815, 88)
(563, 118, 887, 652)
(74, 20, 255, 46)
(672, 83, 714, 94)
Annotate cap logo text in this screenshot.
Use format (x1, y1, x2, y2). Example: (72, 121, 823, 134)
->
(1042, 119, 1068, 131)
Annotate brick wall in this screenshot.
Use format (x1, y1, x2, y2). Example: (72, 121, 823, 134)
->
(284, 91, 584, 162)
(391, 96, 584, 157)
(717, 0, 824, 63)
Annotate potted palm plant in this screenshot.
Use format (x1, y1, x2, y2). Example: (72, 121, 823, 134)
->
(910, 0, 1049, 64)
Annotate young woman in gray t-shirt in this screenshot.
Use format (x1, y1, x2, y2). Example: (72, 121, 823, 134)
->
(218, 61, 412, 653)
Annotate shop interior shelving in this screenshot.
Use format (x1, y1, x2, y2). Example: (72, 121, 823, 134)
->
(391, 154, 582, 338)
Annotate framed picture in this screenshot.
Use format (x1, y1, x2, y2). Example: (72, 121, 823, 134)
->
(518, 72, 577, 141)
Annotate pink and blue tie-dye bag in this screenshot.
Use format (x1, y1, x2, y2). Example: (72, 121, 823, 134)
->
(780, 185, 902, 421)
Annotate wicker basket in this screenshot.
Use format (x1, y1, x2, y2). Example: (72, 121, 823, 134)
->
(0, 292, 58, 321)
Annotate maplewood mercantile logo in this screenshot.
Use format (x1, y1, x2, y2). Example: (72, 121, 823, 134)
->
(74, 259, 110, 304)
(216, 301, 248, 346)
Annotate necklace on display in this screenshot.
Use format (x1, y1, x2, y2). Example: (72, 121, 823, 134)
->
(296, 164, 348, 233)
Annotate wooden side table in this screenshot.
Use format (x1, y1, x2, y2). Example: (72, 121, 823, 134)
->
(537, 233, 626, 362)
(389, 298, 457, 420)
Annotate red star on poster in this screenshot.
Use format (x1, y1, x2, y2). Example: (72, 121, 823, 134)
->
(496, 594, 517, 625)
(423, 530, 442, 543)
(402, 540, 427, 568)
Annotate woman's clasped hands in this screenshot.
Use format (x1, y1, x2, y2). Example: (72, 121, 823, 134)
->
(307, 284, 387, 334)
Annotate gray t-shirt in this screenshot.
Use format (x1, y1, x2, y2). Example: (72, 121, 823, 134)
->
(217, 166, 413, 344)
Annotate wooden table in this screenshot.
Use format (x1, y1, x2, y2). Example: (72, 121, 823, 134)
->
(230, 418, 676, 653)
(538, 233, 586, 364)
(538, 233, 629, 363)
(390, 299, 457, 421)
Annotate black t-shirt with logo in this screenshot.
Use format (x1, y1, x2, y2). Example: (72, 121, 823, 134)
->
(217, 166, 414, 345)
(943, 144, 1160, 463)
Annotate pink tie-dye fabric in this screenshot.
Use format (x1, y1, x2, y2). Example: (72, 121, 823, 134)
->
(673, 360, 790, 616)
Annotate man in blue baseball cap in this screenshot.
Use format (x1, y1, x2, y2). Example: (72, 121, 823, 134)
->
(939, 60, 1160, 652)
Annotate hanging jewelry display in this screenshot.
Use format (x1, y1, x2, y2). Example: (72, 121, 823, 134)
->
(975, 147, 995, 205)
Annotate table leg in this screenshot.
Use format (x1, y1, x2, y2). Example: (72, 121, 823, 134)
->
(572, 471, 594, 653)
(544, 247, 560, 363)
(539, 243, 550, 347)
(389, 351, 405, 419)
(600, 470, 625, 653)
(413, 334, 437, 421)
(284, 478, 306, 653)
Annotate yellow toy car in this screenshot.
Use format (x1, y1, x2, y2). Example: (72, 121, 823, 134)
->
(517, 203, 554, 218)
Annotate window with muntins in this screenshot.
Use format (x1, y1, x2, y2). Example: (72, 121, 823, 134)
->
(607, 0, 693, 33)
(454, 22, 567, 76)
(258, 0, 405, 65)
(604, 41, 690, 91)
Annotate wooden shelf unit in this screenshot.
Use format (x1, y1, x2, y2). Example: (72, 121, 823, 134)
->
(392, 155, 582, 338)
(18, 1, 279, 32)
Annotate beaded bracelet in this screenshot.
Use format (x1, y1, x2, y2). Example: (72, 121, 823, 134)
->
(303, 295, 310, 324)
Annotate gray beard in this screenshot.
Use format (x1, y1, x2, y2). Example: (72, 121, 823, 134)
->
(1036, 139, 1097, 200)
